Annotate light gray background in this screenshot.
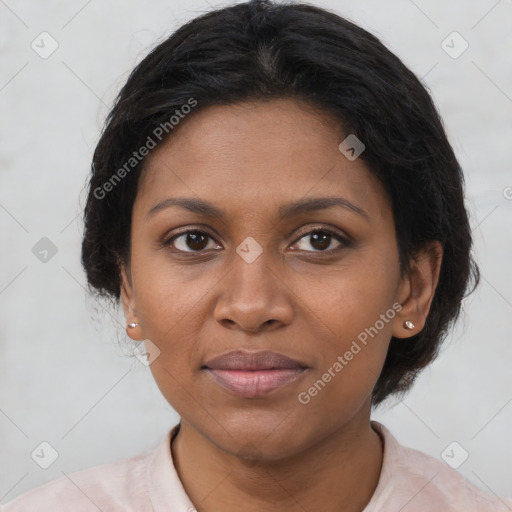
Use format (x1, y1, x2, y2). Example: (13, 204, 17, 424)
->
(1, 0, 511, 504)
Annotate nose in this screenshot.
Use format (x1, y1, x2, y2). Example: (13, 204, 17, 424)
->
(213, 250, 294, 333)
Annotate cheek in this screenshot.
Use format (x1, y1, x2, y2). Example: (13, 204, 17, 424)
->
(296, 310, 393, 431)
(293, 256, 398, 409)
(294, 249, 399, 339)
(129, 248, 219, 394)
(148, 359, 198, 421)
(130, 246, 216, 338)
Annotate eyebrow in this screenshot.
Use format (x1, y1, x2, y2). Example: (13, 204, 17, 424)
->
(146, 196, 369, 221)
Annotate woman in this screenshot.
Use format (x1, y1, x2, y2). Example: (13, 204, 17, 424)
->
(3, 1, 510, 510)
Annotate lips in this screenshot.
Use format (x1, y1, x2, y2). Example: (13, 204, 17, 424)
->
(203, 350, 308, 398)
(204, 350, 307, 371)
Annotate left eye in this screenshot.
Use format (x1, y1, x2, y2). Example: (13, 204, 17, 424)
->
(292, 229, 346, 252)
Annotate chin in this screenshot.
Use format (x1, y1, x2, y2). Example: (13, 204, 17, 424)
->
(208, 414, 310, 461)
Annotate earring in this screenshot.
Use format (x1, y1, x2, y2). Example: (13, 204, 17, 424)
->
(404, 320, 415, 330)
(127, 322, 139, 328)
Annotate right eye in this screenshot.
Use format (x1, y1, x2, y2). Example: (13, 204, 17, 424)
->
(165, 230, 223, 253)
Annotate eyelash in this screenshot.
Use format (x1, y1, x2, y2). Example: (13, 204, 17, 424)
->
(162, 226, 351, 256)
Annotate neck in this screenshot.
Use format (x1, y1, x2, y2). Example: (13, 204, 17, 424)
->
(171, 409, 383, 512)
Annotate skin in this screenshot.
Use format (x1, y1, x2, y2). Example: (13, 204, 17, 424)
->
(119, 98, 442, 512)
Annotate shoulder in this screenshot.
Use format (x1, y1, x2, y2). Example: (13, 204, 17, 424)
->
(368, 421, 512, 512)
(0, 450, 152, 512)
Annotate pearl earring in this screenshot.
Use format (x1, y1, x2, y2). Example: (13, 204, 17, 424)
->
(127, 322, 139, 328)
(404, 320, 415, 330)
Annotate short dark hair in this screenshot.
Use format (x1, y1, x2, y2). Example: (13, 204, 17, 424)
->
(81, 0, 479, 405)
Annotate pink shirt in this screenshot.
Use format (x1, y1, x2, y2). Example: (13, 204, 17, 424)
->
(2, 421, 511, 511)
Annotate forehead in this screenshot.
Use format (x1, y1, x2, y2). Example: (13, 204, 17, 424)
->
(135, 99, 391, 221)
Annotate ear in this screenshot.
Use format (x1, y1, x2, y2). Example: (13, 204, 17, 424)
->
(393, 240, 443, 339)
(119, 258, 142, 341)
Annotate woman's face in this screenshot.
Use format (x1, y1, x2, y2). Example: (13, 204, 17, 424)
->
(120, 98, 418, 459)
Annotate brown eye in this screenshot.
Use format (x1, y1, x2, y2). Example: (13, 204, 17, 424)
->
(167, 230, 221, 253)
(309, 231, 332, 250)
(292, 229, 347, 253)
